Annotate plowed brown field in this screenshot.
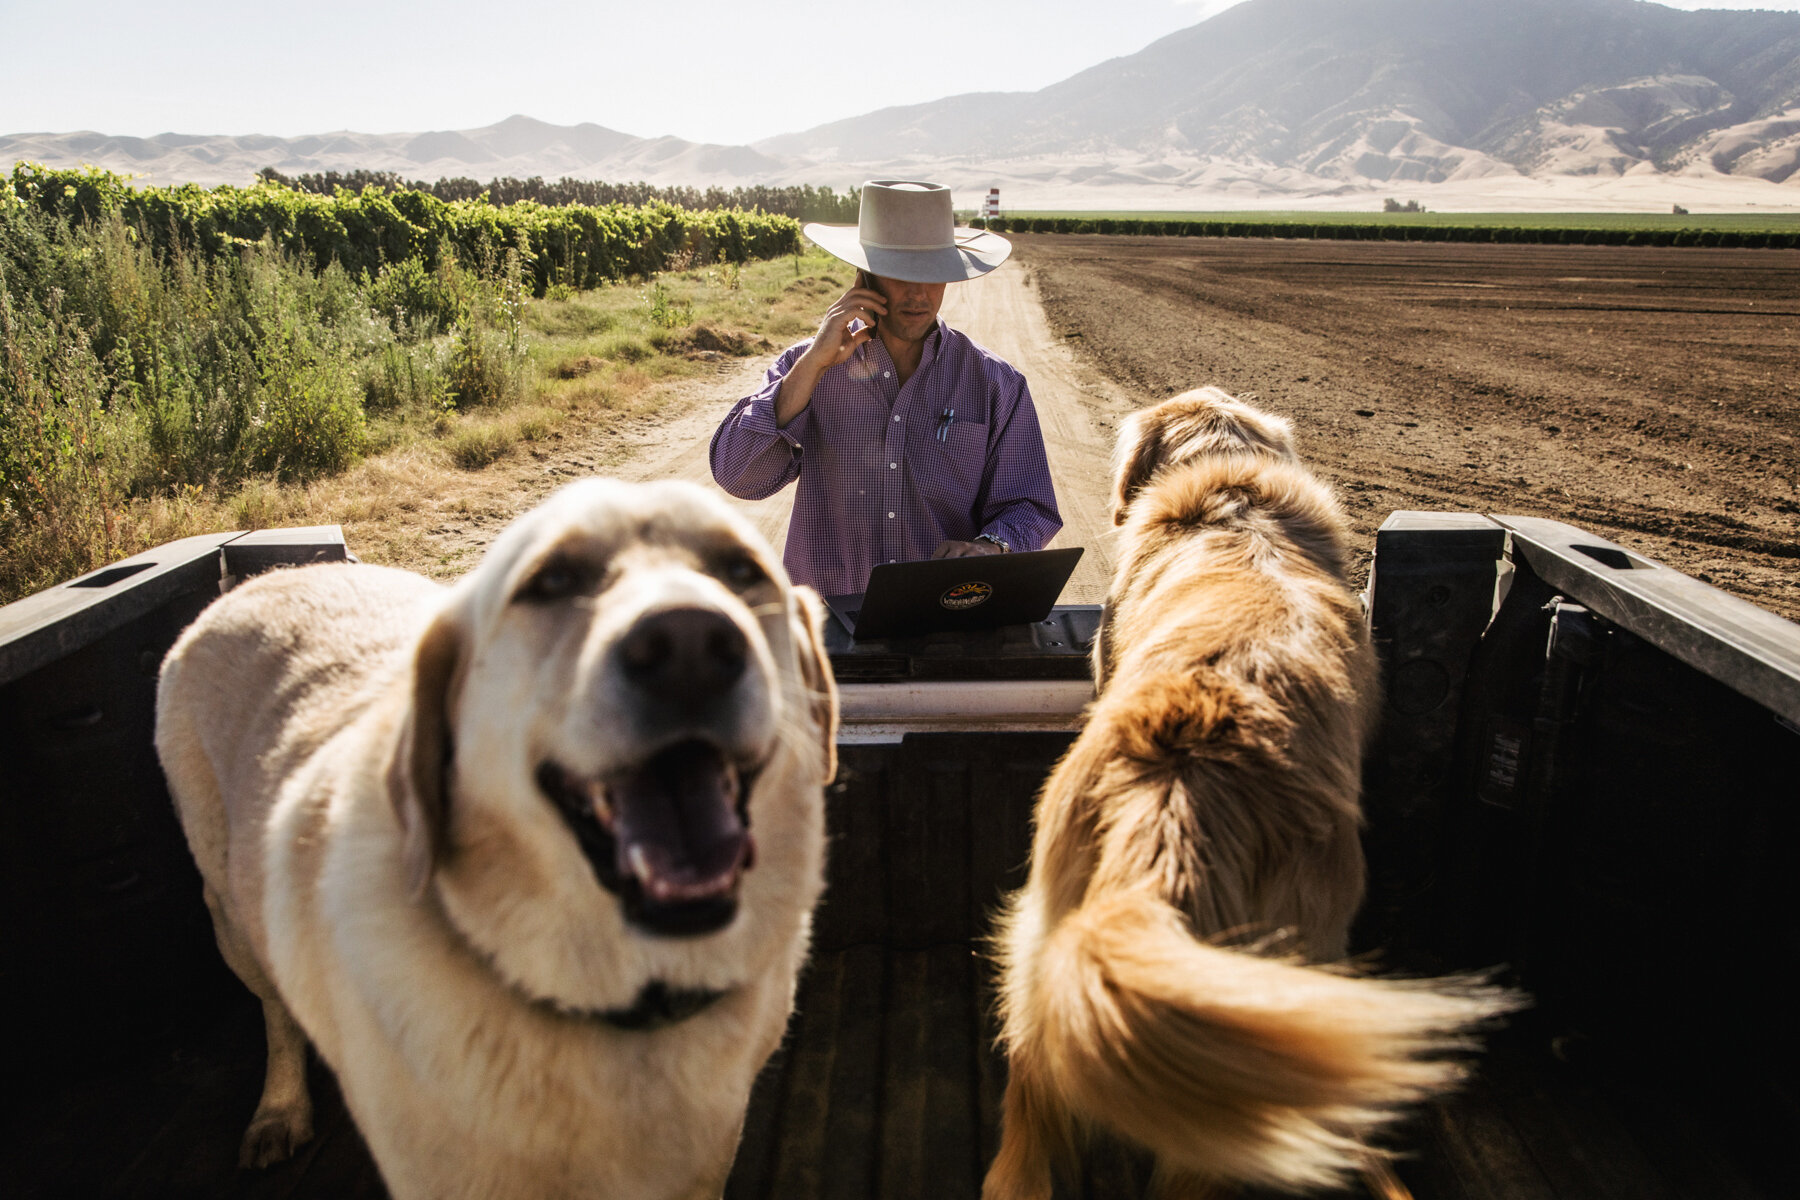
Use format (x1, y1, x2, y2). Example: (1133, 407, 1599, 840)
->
(1014, 234, 1800, 621)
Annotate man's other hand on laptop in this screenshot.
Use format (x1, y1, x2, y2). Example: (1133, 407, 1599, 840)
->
(932, 539, 1006, 559)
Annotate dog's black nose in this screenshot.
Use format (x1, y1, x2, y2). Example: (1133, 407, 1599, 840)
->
(618, 607, 747, 699)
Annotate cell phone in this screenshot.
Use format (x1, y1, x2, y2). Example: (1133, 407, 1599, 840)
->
(856, 270, 879, 330)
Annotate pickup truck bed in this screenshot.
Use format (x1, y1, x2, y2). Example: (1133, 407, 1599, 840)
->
(4, 515, 1797, 1199)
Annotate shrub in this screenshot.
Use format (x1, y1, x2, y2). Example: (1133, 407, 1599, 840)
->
(365, 339, 453, 413)
(367, 254, 457, 334)
(448, 325, 525, 408)
(250, 356, 366, 481)
(0, 249, 128, 597)
(9, 165, 804, 299)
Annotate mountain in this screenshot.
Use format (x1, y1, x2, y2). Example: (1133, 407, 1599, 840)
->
(0, 114, 788, 191)
(759, 0, 1800, 195)
(6, 0, 1800, 206)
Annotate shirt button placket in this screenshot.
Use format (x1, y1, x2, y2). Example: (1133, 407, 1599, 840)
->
(885, 402, 903, 561)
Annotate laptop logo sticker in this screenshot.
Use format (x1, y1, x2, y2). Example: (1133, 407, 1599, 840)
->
(940, 580, 994, 611)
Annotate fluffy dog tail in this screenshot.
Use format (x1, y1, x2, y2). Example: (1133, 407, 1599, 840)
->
(1020, 885, 1507, 1191)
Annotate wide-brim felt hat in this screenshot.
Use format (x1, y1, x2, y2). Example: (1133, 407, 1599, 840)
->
(803, 180, 1011, 284)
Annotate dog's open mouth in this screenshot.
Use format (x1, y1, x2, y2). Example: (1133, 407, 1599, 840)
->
(537, 741, 757, 937)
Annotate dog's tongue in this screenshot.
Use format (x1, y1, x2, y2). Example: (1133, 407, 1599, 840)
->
(608, 742, 751, 904)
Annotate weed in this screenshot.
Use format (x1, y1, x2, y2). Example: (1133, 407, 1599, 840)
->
(765, 312, 817, 339)
(366, 340, 453, 413)
(526, 300, 615, 339)
(599, 333, 653, 363)
(448, 326, 524, 408)
(552, 355, 606, 380)
(447, 252, 531, 408)
(643, 280, 692, 329)
(444, 419, 514, 470)
(440, 404, 558, 470)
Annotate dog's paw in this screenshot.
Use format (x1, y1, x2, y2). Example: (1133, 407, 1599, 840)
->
(238, 1105, 314, 1169)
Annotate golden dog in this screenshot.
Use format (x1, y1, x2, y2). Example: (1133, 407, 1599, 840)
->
(984, 388, 1510, 1199)
(156, 479, 837, 1200)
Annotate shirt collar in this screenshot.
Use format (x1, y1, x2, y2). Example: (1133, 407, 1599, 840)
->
(920, 319, 945, 369)
(856, 320, 945, 378)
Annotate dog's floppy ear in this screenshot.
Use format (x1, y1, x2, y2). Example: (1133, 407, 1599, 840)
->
(386, 605, 463, 897)
(790, 586, 839, 784)
(1112, 408, 1169, 525)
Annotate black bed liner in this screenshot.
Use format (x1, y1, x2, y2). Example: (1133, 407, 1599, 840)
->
(4, 516, 1798, 1198)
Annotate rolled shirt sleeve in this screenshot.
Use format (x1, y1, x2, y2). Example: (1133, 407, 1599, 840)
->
(709, 343, 815, 501)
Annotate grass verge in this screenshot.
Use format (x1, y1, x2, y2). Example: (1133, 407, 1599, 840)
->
(1, 246, 846, 602)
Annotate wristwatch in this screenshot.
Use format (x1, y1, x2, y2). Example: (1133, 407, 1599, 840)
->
(973, 533, 1011, 553)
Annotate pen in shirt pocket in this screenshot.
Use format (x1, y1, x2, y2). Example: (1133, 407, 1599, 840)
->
(936, 407, 955, 442)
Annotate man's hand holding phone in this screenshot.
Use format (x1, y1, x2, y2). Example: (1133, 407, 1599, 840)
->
(774, 271, 887, 427)
(813, 272, 887, 364)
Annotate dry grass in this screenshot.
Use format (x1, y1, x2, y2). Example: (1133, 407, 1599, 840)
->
(443, 404, 566, 470)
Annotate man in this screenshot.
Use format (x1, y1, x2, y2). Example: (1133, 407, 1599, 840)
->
(709, 179, 1061, 597)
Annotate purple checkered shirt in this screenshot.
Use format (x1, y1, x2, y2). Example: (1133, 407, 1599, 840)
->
(709, 321, 1061, 596)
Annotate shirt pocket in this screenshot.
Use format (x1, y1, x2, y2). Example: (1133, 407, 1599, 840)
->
(918, 419, 989, 508)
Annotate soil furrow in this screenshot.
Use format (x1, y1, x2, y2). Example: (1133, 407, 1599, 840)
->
(1014, 234, 1800, 621)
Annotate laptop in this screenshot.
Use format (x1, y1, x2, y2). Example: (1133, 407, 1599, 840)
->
(824, 547, 1083, 640)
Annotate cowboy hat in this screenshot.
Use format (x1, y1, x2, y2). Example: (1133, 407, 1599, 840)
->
(803, 180, 1011, 284)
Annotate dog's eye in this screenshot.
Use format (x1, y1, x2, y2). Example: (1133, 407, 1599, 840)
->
(720, 555, 766, 589)
(521, 559, 583, 602)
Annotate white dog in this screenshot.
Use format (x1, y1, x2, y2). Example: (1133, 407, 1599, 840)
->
(156, 479, 837, 1200)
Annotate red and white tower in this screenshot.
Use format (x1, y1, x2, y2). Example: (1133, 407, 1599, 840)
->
(983, 188, 1001, 222)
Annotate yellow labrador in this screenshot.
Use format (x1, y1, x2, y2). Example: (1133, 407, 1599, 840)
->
(985, 389, 1511, 1199)
(156, 479, 837, 1200)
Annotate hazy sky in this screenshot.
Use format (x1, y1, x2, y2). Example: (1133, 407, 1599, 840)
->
(3, 0, 1797, 146)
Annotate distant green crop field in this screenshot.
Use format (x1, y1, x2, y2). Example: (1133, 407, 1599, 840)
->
(981, 210, 1800, 233)
(962, 210, 1800, 247)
